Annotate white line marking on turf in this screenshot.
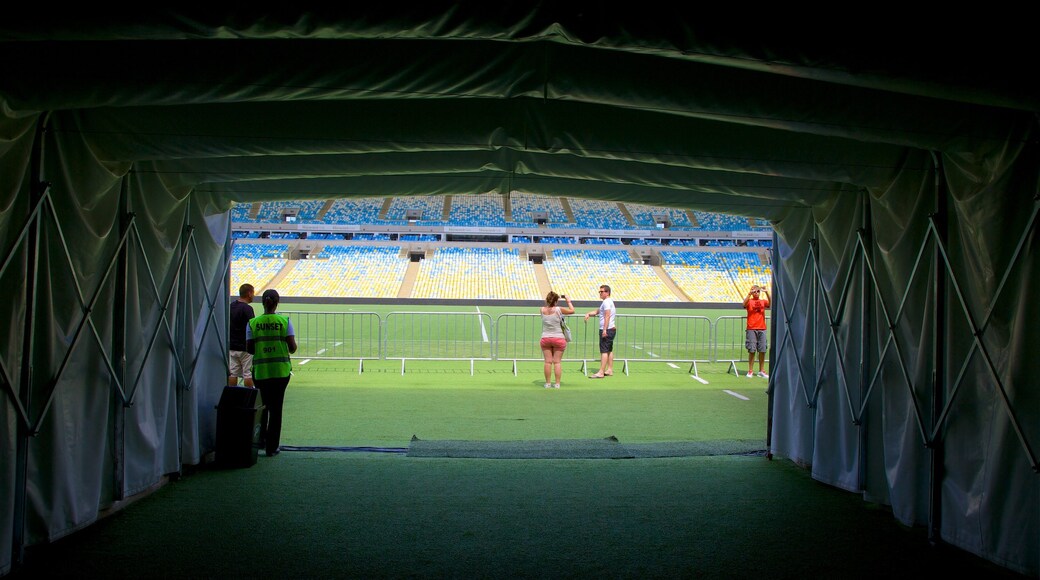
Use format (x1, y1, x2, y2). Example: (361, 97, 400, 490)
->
(475, 306, 489, 342)
(647, 351, 660, 358)
(299, 359, 312, 365)
(724, 390, 749, 400)
(667, 363, 680, 369)
(333, 342, 342, 347)
(316, 349, 327, 355)
(633, 345, 643, 350)
(691, 375, 709, 385)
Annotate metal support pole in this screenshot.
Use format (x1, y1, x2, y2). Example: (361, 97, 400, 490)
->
(810, 226, 820, 449)
(112, 173, 130, 501)
(928, 152, 947, 545)
(765, 234, 778, 459)
(858, 192, 872, 489)
(13, 113, 50, 565)
(175, 218, 192, 468)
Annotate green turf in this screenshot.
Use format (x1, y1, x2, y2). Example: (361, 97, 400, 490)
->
(11, 455, 1023, 579)
(279, 361, 768, 447)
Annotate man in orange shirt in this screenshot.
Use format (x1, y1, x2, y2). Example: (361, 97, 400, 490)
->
(743, 284, 770, 378)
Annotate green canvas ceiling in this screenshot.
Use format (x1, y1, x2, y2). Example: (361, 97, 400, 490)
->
(2, 9, 1035, 220)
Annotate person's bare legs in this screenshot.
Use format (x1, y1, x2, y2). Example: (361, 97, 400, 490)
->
(605, 352, 614, 376)
(228, 376, 238, 387)
(591, 352, 609, 377)
(758, 352, 766, 373)
(553, 349, 564, 385)
(748, 352, 756, 375)
(244, 377, 254, 387)
(542, 348, 554, 385)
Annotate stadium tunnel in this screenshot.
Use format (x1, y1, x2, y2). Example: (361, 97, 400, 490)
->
(0, 9, 1038, 575)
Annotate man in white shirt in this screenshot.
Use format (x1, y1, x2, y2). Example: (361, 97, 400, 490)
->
(584, 284, 616, 378)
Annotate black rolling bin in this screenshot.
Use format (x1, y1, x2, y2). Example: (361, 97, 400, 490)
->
(215, 386, 264, 468)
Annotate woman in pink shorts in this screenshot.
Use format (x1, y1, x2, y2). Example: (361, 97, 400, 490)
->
(540, 291, 575, 388)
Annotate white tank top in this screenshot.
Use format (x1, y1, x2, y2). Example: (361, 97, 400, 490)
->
(541, 307, 565, 338)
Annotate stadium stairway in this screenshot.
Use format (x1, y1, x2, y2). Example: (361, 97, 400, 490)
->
(617, 203, 637, 226)
(533, 262, 552, 296)
(685, 209, 700, 227)
(317, 199, 335, 220)
(397, 259, 421, 298)
(559, 197, 576, 223)
(652, 265, 692, 301)
(503, 193, 513, 222)
(441, 195, 452, 220)
(377, 197, 393, 220)
(248, 202, 261, 219)
(265, 259, 298, 292)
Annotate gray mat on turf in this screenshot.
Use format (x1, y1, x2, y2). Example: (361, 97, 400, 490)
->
(406, 436, 765, 459)
(407, 436, 628, 459)
(621, 439, 766, 458)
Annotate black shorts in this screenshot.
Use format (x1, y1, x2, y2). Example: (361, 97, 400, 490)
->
(599, 328, 617, 353)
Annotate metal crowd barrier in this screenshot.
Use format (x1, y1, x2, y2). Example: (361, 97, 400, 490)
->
(383, 311, 494, 375)
(282, 311, 381, 374)
(494, 313, 714, 376)
(611, 314, 713, 376)
(278, 311, 762, 377)
(714, 315, 770, 375)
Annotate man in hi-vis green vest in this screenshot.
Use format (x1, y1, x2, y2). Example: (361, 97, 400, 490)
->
(247, 289, 297, 457)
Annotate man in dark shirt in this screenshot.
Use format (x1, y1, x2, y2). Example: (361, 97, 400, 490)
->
(229, 283, 256, 387)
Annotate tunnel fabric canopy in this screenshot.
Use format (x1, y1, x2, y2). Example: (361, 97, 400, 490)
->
(0, 9, 1037, 575)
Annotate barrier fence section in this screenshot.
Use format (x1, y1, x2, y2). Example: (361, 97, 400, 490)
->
(383, 311, 494, 375)
(495, 313, 543, 373)
(611, 314, 714, 376)
(282, 311, 382, 374)
(494, 313, 591, 375)
(275, 311, 761, 376)
(495, 314, 714, 376)
(714, 315, 770, 374)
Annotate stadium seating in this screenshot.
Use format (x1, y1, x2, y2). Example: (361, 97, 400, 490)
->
(306, 233, 348, 240)
(544, 249, 678, 302)
(508, 192, 570, 225)
(411, 247, 540, 299)
(400, 234, 440, 241)
(625, 203, 693, 228)
(568, 198, 631, 229)
(228, 197, 774, 303)
(660, 251, 771, 302)
(724, 252, 772, 294)
(448, 193, 507, 227)
(660, 251, 738, 302)
(278, 246, 408, 298)
(229, 243, 289, 292)
(323, 197, 387, 225)
(385, 195, 447, 224)
(248, 200, 325, 224)
(353, 233, 393, 241)
(690, 211, 750, 231)
(230, 203, 253, 222)
(537, 236, 577, 244)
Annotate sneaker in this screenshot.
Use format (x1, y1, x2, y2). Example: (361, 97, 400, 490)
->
(746, 372, 754, 378)
(553, 383, 560, 389)
(756, 371, 769, 379)
(544, 383, 553, 389)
